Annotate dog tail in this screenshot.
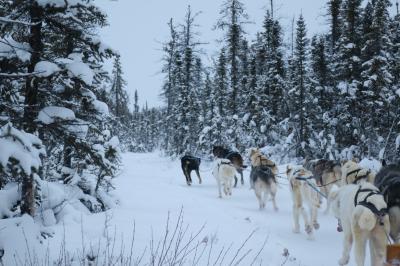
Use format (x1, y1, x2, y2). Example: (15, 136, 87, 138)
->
(358, 208, 376, 231)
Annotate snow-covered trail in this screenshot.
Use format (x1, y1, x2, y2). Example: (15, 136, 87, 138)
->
(109, 152, 351, 266)
(0, 152, 367, 265)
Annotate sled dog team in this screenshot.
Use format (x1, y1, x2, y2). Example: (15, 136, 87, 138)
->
(181, 147, 400, 266)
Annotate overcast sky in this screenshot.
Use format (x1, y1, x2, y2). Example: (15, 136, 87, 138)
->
(98, 0, 397, 108)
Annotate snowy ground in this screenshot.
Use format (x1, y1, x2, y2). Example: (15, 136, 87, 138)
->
(0, 152, 374, 265)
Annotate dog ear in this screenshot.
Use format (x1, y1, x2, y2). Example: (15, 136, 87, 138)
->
(352, 157, 359, 163)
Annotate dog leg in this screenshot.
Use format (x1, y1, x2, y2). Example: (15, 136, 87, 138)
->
(299, 206, 313, 239)
(389, 206, 400, 243)
(254, 183, 264, 209)
(239, 169, 244, 185)
(233, 175, 238, 188)
(184, 168, 191, 186)
(353, 227, 367, 266)
(195, 169, 202, 184)
(370, 218, 389, 266)
(292, 204, 301, 233)
(270, 181, 278, 211)
(217, 180, 222, 198)
(311, 205, 320, 230)
(338, 228, 353, 266)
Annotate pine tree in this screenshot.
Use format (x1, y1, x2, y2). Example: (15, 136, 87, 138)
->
(289, 15, 311, 156)
(216, 0, 250, 147)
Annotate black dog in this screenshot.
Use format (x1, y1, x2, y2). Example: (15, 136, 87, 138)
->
(181, 155, 202, 186)
(212, 146, 247, 187)
(375, 162, 400, 242)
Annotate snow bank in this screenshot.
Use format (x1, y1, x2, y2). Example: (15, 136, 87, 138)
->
(0, 183, 20, 218)
(37, 106, 75, 124)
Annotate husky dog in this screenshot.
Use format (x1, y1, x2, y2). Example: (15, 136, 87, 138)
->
(287, 165, 321, 240)
(212, 158, 237, 198)
(250, 165, 278, 211)
(248, 148, 278, 174)
(329, 183, 390, 266)
(341, 160, 376, 185)
(181, 155, 202, 186)
(303, 158, 342, 214)
(248, 148, 278, 189)
(374, 162, 400, 243)
(212, 146, 247, 187)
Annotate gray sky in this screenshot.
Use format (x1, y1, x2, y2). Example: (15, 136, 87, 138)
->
(98, 0, 397, 108)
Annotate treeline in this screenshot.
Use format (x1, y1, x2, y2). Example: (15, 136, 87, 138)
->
(159, 0, 400, 162)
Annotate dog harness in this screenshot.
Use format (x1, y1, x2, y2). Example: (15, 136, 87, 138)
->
(354, 186, 388, 226)
(346, 168, 371, 184)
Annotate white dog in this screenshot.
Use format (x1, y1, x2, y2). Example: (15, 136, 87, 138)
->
(213, 158, 237, 198)
(287, 165, 321, 240)
(329, 183, 390, 266)
(341, 160, 376, 185)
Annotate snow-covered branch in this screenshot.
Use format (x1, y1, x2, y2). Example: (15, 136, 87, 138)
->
(0, 16, 39, 26)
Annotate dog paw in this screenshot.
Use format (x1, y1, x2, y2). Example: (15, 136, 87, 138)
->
(313, 222, 320, 230)
(293, 228, 300, 234)
(274, 206, 279, 212)
(305, 225, 312, 234)
(338, 256, 349, 265)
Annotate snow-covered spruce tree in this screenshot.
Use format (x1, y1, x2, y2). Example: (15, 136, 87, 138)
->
(108, 54, 132, 151)
(0, 0, 120, 216)
(287, 15, 312, 157)
(334, 0, 364, 152)
(215, 0, 250, 148)
(360, 0, 396, 158)
(160, 18, 179, 153)
(327, 0, 343, 53)
(307, 35, 339, 159)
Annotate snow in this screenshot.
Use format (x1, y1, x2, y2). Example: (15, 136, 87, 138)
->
(396, 135, 400, 150)
(0, 123, 45, 176)
(0, 152, 375, 265)
(36, 0, 83, 8)
(34, 61, 60, 77)
(92, 100, 109, 115)
(65, 53, 94, 86)
(37, 106, 75, 124)
(0, 183, 20, 218)
(359, 158, 381, 173)
(0, 37, 31, 62)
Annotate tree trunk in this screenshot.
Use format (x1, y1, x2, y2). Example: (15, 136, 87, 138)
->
(21, 1, 43, 216)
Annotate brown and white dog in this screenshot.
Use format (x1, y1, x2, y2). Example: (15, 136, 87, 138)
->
(287, 165, 321, 240)
(212, 146, 247, 187)
(329, 183, 390, 266)
(341, 160, 376, 186)
(303, 158, 342, 214)
(248, 148, 278, 174)
(212, 158, 237, 198)
(250, 165, 278, 211)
